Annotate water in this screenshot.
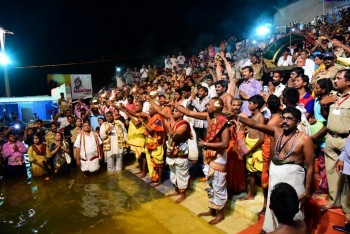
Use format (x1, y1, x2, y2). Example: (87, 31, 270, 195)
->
(0, 169, 221, 234)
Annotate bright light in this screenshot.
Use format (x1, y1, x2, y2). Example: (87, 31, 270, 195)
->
(116, 67, 121, 72)
(291, 28, 296, 32)
(256, 26, 270, 36)
(252, 40, 257, 44)
(0, 52, 10, 65)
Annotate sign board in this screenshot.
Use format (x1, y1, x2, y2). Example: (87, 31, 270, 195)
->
(47, 74, 93, 100)
(70, 74, 93, 99)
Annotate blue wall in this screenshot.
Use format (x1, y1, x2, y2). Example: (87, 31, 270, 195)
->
(0, 100, 54, 122)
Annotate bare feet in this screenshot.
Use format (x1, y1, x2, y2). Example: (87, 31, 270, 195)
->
(134, 171, 142, 174)
(175, 194, 186, 203)
(208, 216, 225, 225)
(167, 191, 180, 197)
(140, 173, 146, 178)
(239, 195, 254, 201)
(198, 210, 215, 217)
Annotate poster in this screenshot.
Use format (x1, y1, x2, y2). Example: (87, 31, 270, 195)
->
(70, 74, 93, 99)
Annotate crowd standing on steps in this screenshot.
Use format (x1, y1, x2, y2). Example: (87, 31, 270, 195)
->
(2, 7, 350, 232)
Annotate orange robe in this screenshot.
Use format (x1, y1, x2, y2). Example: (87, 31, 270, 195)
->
(261, 134, 271, 188)
(226, 126, 246, 196)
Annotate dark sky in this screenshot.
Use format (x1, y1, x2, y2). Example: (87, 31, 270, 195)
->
(0, 0, 294, 97)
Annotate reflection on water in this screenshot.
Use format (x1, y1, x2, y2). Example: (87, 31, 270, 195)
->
(0, 170, 222, 234)
(0, 170, 165, 233)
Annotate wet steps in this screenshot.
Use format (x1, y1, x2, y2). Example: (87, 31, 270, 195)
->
(125, 161, 346, 233)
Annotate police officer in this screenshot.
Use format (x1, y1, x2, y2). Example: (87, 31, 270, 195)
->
(323, 69, 350, 211)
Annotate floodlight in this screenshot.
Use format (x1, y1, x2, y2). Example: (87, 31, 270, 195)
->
(0, 52, 10, 65)
(256, 26, 270, 36)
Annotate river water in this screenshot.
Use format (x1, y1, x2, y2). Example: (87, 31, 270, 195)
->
(0, 165, 222, 234)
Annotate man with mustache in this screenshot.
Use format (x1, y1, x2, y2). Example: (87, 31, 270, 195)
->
(225, 98, 247, 196)
(312, 52, 344, 85)
(230, 106, 314, 233)
(268, 71, 286, 98)
(323, 69, 350, 231)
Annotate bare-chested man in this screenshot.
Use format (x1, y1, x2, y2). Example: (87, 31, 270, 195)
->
(215, 80, 233, 112)
(239, 95, 264, 201)
(259, 95, 282, 216)
(176, 97, 230, 225)
(231, 106, 314, 233)
(150, 101, 192, 203)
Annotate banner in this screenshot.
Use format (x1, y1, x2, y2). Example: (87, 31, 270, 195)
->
(70, 74, 93, 99)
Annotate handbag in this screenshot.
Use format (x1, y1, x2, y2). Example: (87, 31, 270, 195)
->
(63, 141, 71, 164)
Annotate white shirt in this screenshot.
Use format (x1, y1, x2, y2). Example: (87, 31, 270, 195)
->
(164, 58, 172, 69)
(140, 68, 149, 79)
(74, 132, 102, 160)
(273, 83, 286, 98)
(185, 67, 192, 76)
(142, 101, 150, 114)
(302, 65, 314, 83)
(100, 121, 127, 156)
(277, 55, 293, 67)
(57, 117, 69, 129)
(177, 55, 186, 65)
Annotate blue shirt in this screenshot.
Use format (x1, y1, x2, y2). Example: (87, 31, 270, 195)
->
(238, 78, 263, 116)
(89, 115, 104, 131)
(339, 138, 350, 176)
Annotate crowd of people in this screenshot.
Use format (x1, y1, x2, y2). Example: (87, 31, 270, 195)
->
(1, 6, 350, 234)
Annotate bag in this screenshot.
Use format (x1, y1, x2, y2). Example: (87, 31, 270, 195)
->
(63, 141, 71, 164)
(65, 153, 71, 164)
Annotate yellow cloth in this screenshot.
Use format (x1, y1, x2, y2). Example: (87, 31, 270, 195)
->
(28, 145, 51, 177)
(245, 136, 263, 172)
(127, 118, 145, 159)
(313, 63, 325, 79)
(336, 57, 350, 67)
(145, 138, 164, 179)
(145, 114, 165, 180)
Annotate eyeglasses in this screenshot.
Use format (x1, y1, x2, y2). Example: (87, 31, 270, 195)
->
(281, 116, 296, 121)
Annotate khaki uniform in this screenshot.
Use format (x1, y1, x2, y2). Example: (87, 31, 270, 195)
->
(45, 131, 56, 149)
(313, 64, 344, 84)
(71, 127, 82, 145)
(164, 91, 175, 101)
(325, 94, 350, 205)
(252, 64, 263, 81)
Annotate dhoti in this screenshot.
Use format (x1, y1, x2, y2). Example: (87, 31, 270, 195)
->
(246, 136, 263, 172)
(166, 157, 190, 192)
(205, 152, 227, 210)
(262, 161, 305, 232)
(145, 143, 164, 182)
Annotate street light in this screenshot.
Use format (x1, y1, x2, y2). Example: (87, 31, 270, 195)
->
(0, 27, 14, 97)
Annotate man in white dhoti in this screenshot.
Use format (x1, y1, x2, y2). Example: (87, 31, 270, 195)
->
(100, 111, 127, 173)
(74, 122, 102, 175)
(176, 97, 230, 225)
(150, 101, 192, 203)
(231, 106, 314, 233)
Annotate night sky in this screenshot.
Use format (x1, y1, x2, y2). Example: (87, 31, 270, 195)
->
(0, 0, 294, 97)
